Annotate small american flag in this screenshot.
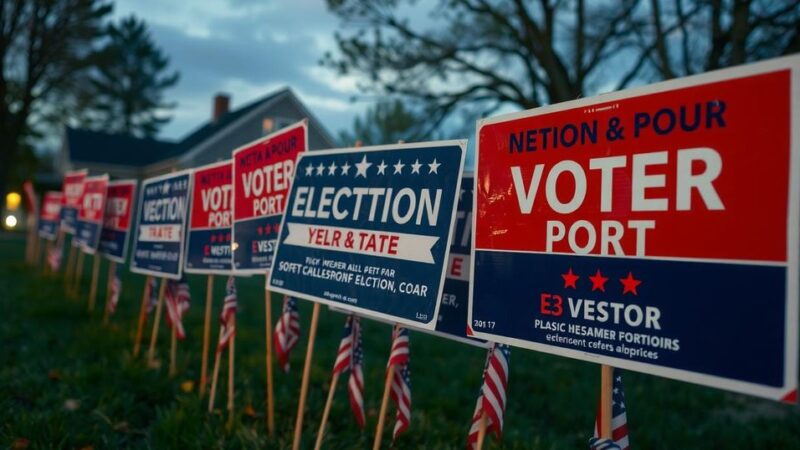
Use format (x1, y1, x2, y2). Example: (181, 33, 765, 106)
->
(388, 327, 411, 440)
(467, 343, 511, 448)
(146, 277, 159, 314)
(589, 437, 622, 450)
(274, 296, 300, 372)
(165, 276, 191, 339)
(107, 265, 122, 314)
(333, 315, 365, 427)
(593, 369, 630, 450)
(216, 276, 238, 353)
(47, 240, 63, 271)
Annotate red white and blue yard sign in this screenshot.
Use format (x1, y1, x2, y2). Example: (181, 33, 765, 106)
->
(60, 169, 87, 234)
(38, 191, 64, 240)
(232, 121, 307, 274)
(130, 170, 193, 280)
(185, 160, 234, 274)
(469, 56, 800, 401)
(98, 180, 137, 263)
(74, 175, 109, 253)
(268, 141, 466, 329)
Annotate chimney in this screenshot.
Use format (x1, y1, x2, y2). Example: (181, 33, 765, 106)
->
(212, 93, 230, 122)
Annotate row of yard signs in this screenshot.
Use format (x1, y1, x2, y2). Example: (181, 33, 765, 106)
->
(33, 55, 800, 447)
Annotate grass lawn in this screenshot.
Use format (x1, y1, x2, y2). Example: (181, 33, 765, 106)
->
(1, 232, 798, 449)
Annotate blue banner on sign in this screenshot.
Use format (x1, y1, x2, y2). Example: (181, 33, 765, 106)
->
(186, 229, 233, 272)
(60, 207, 79, 234)
(38, 219, 60, 240)
(471, 251, 786, 387)
(130, 171, 192, 279)
(269, 141, 466, 329)
(98, 227, 127, 260)
(233, 215, 281, 271)
(75, 221, 102, 251)
(435, 175, 483, 344)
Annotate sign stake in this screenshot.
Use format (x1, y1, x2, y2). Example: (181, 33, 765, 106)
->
(103, 261, 117, 325)
(600, 364, 614, 439)
(133, 275, 153, 357)
(208, 333, 223, 413)
(87, 254, 101, 312)
(73, 250, 85, 297)
(373, 345, 397, 450)
(475, 412, 488, 450)
(227, 316, 236, 427)
(291, 302, 320, 450)
(147, 278, 167, 365)
(313, 372, 340, 450)
(169, 321, 178, 377)
(265, 280, 275, 436)
(200, 274, 214, 396)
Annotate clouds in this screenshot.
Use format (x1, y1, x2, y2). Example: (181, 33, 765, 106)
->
(112, 0, 366, 140)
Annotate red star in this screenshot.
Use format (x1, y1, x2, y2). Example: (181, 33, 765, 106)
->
(620, 272, 642, 295)
(226, 233, 232, 242)
(561, 268, 579, 289)
(257, 226, 263, 235)
(264, 223, 272, 234)
(274, 223, 280, 233)
(210, 234, 216, 243)
(588, 269, 609, 292)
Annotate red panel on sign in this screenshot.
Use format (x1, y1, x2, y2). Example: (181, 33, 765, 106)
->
(190, 161, 233, 230)
(476, 70, 790, 263)
(104, 181, 135, 231)
(78, 176, 109, 224)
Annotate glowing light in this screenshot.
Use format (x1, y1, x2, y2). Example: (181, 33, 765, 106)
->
(5, 192, 21, 210)
(4, 215, 17, 228)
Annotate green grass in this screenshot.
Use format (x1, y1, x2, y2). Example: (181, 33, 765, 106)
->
(0, 233, 798, 449)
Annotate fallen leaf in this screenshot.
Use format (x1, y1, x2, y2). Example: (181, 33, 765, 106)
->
(244, 405, 257, 417)
(11, 438, 30, 449)
(147, 359, 162, 369)
(113, 421, 130, 432)
(180, 380, 194, 393)
(47, 369, 61, 381)
(63, 399, 80, 411)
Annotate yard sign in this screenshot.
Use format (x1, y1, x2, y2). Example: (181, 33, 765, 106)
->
(185, 160, 234, 274)
(98, 180, 137, 263)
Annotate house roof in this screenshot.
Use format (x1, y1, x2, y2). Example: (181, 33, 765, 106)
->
(65, 88, 293, 167)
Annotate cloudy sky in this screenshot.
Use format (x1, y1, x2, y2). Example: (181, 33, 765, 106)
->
(113, 0, 365, 142)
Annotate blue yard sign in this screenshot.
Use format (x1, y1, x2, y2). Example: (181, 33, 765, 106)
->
(268, 141, 466, 329)
(130, 170, 193, 280)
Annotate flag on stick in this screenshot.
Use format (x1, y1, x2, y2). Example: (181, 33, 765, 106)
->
(146, 277, 159, 314)
(593, 369, 630, 450)
(388, 327, 411, 440)
(107, 264, 122, 314)
(332, 315, 366, 427)
(217, 276, 238, 353)
(47, 239, 64, 272)
(165, 276, 191, 340)
(467, 343, 511, 449)
(274, 295, 300, 372)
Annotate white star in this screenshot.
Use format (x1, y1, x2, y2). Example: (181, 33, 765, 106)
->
(304, 164, 314, 176)
(354, 155, 372, 178)
(340, 162, 351, 175)
(377, 160, 388, 175)
(411, 159, 422, 174)
(427, 158, 441, 174)
(316, 163, 325, 175)
(327, 161, 338, 175)
(393, 159, 405, 174)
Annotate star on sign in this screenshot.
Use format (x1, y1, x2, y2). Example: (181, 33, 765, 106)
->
(340, 161, 351, 175)
(428, 158, 441, 174)
(393, 159, 405, 174)
(327, 161, 338, 175)
(304, 164, 314, 176)
(316, 162, 325, 176)
(355, 155, 372, 178)
(377, 160, 388, 175)
(411, 159, 422, 174)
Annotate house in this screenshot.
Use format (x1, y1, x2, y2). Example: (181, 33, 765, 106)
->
(58, 87, 338, 179)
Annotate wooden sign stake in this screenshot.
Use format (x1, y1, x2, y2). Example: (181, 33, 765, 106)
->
(208, 344, 222, 413)
(73, 250, 86, 297)
(133, 275, 153, 357)
(372, 356, 396, 450)
(265, 279, 275, 436)
(600, 364, 614, 439)
(291, 302, 321, 450)
(313, 372, 340, 450)
(102, 261, 117, 325)
(200, 275, 214, 396)
(227, 316, 236, 427)
(87, 254, 101, 312)
(147, 279, 167, 364)
(475, 411, 488, 450)
(169, 322, 178, 377)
